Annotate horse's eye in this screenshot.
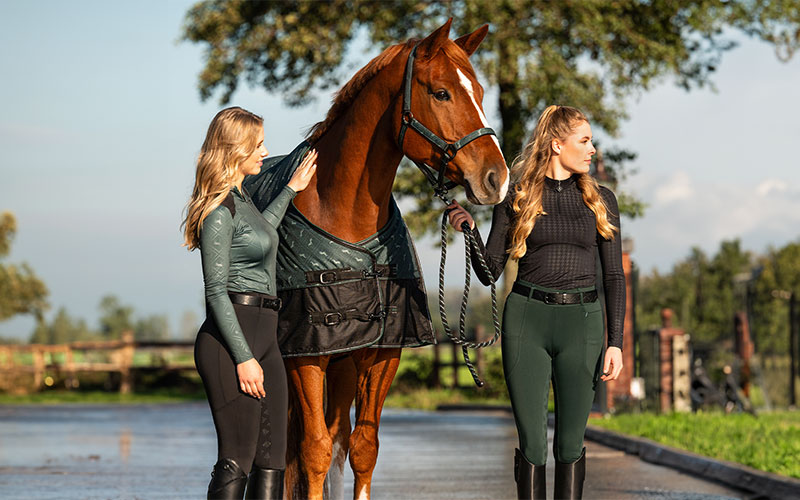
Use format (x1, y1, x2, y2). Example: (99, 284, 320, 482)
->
(432, 90, 450, 102)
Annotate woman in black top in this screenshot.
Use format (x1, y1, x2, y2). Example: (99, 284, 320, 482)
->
(448, 105, 624, 499)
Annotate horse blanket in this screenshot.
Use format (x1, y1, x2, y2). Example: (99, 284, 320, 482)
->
(244, 142, 436, 357)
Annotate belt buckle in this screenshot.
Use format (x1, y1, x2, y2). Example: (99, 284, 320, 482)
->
(323, 312, 342, 326)
(319, 271, 337, 284)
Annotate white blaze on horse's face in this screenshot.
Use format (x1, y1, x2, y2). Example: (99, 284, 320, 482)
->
(455, 68, 509, 203)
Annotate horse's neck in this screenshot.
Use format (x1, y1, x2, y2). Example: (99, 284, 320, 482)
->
(295, 98, 403, 242)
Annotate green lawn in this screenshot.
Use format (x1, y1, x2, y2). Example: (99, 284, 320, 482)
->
(589, 411, 800, 479)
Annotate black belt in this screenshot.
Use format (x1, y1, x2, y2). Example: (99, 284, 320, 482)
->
(511, 282, 597, 305)
(229, 292, 282, 311)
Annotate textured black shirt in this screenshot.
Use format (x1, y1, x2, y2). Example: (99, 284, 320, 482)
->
(472, 174, 625, 348)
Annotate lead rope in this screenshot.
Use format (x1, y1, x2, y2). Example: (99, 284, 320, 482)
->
(437, 208, 501, 387)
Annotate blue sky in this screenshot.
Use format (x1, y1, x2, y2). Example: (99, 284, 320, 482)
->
(2, 1, 799, 340)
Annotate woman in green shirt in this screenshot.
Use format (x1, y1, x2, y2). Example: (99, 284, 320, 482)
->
(183, 107, 317, 500)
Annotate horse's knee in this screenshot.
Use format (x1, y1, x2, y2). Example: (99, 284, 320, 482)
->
(301, 431, 333, 477)
(349, 426, 379, 475)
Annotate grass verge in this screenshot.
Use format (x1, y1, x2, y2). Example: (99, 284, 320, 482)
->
(0, 389, 206, 405)
(589, 411, 800, 479)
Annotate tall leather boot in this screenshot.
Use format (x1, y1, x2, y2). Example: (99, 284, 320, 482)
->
(207, 458, 247, 500)
(554, 447, 586, 499)
(514, 448, 546, 500)
(244, 467, 284, 500)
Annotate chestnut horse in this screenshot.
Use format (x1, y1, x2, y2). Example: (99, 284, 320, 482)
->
(283, 21, 507, 499)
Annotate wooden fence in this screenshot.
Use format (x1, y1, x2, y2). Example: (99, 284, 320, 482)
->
(0, 331, 195, 394)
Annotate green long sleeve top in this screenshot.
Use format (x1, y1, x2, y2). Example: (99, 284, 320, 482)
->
(199, 185, 296, 364)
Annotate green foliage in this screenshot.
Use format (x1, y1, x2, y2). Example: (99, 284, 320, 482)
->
(98, 295, 134, 340)
(134, 314, 171, 342)
(30, 307, 93, 344)
(394, 349, 436, 388)
(182, 1, 799, 235)
(590, 411, 800, 478)
(751, 242, 800, 353)
(637, 239, 754, 344)
(637, 238, 800, 355)
(28, 295, 172, 344)
(0, 212, 48, 322)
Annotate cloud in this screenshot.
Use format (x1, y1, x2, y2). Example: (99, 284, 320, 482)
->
(653, 170, 693, 204)
(626, 172, 800, 273)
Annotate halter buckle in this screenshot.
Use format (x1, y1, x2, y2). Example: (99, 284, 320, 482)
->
(401, 110, 414, 124)
(443, 143, 458, 162)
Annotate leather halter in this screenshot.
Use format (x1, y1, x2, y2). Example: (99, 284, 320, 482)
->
(397, 45, 497, 202)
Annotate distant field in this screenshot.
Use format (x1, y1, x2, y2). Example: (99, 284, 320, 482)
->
(0, 389, 205, 405)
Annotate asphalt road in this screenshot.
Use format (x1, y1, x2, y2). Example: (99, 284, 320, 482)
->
(0, 403, 750, 499)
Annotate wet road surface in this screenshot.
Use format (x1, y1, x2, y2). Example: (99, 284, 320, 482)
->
(0, 403, 749, 499)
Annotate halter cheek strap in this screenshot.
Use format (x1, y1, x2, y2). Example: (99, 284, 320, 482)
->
(397, 45, 497, 202)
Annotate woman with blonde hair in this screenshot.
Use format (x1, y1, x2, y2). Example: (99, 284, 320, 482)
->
(447, 105, 624, 499)
(183, 106, 317, 499)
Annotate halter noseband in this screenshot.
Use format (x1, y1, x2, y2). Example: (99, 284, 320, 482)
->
(397, 45, 497, 203)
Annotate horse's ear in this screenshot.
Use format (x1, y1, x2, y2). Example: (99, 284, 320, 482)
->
(416, 18, 453, 61)
(454, 25, 488, 57)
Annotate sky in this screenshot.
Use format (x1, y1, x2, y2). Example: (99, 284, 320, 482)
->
(1, 1, 799, 340)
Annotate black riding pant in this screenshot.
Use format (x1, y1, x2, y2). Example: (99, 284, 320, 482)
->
(502, 280, 604, 465)
(194, 297, 287, 473)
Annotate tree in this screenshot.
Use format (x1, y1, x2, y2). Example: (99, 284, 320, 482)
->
(751, 241, 800, 353)
(0, 212, 48, 322)
(98, 295, 134, 340)
(134, 314, 171, 342)
(182, 0, 798, 231)
(637, 240, 753, 345)
(30, 307, 93, 345)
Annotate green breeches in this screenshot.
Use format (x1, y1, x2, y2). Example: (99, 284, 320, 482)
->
(502, 280, 605, 465)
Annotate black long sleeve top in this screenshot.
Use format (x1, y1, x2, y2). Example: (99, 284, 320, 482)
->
(471, 174, 626, 349)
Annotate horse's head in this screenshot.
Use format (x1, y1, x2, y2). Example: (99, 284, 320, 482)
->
(394, 20, 508, 205)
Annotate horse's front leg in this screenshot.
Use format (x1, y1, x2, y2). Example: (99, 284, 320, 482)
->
(324, 355, 357, 500)
(349, 347, 401, 500)
(285, 355, 332, 500)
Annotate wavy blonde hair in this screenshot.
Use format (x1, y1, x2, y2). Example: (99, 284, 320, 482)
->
(182, 107, 263, 250)
(508, 105, 618, 259)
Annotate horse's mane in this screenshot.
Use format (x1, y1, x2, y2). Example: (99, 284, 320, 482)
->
(306, 40, 416, 144)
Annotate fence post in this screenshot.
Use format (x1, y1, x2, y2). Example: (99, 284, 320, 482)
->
(119, 331, 135, 394)
(790, 292, 797, 407)
(451, 342, 459, 389)
(32, 347, 45, 390)
(474, 324, 485, 377)
(432, 339, 441, 388)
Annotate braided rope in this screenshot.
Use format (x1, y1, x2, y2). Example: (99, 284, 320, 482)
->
(437, 210, 501, 387)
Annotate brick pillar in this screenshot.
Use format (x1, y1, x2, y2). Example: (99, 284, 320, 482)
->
(734, 311, 753, 397)
(605, 248, 636, 410)
(658, 309, 686, 412)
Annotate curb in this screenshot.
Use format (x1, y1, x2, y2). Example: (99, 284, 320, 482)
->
(436, 405, 800, 499)
(584, 424, 800, 500)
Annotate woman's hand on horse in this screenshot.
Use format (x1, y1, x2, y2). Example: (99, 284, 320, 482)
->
(446, 200, 475, 232)
(288, 149, 318, 192)
(600, 346, 623, 381)
(236, 358, 266, 399)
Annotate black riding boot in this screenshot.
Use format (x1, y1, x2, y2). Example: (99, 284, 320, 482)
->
(244, 467, 284, 500)
(554, 447, 586, 499)
(207, 458, 247, 500)
(514, 448, 546, 500)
